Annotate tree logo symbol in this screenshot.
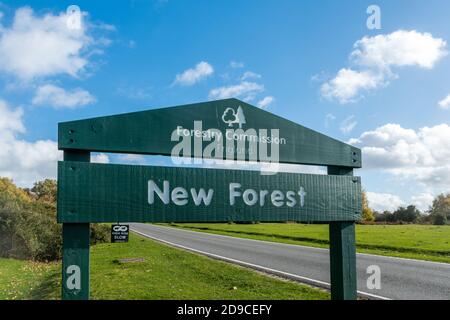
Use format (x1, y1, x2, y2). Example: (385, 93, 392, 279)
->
(222, 106, 246, 128)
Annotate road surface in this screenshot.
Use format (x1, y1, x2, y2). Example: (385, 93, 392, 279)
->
(130, 223, 450, 300)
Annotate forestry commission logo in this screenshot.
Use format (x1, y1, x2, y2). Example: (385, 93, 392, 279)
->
(222, 106, 246, 128)
(170, 105, 285, 174)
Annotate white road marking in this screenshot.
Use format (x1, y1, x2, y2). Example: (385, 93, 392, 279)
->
(131, 227, 392, 300)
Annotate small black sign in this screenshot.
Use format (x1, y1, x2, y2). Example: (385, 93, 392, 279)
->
(111, 224, 129, 243)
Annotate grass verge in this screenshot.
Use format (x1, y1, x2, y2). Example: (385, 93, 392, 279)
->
(163, 223, 450, 264)
(0, 258, 59, 300)
(0, 233, 328, 300)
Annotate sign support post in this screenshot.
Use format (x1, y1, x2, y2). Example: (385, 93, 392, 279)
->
(328, 166, 357, 300)
(61, 150, 90, 300)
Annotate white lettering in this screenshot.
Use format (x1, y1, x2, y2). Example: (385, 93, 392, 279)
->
(271, 190, 284, 207)
(171, 187, 188, 206)
(190, 188, 214, 206)
(259, 190, 269, 206)
(286, 191, 297, 207)
(243, 189, 258, 206)
(148, 180, 170, 204)
(229, 183, 241, 205)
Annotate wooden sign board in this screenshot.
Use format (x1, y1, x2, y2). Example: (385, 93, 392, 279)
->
(58, 98, 361, 301)
(57, 162, 361, 223)
(59, 99, 361, 168)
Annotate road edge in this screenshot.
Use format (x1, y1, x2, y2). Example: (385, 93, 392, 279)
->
(130, 228, 391, 301)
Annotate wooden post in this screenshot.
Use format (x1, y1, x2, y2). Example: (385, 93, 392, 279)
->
(61, 150, 90, 300)
(327, 166, 357, 300)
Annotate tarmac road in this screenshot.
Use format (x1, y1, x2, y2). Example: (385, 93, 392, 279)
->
(130, 223, 450, 300)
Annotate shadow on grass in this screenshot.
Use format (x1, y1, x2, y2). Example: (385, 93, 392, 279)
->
(27, 267, 60, 300)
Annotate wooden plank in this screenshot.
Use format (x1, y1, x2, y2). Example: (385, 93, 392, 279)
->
(57, 161, 362, 223)
(61, 150, 90, 300)
(328, 166, 357, 300)
(58, 98, 361, 168)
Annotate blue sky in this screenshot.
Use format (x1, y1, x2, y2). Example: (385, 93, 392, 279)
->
(1, 0, 450, 212)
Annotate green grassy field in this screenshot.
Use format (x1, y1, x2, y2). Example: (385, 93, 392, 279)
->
(0, 233, 328, 300)
(164, 223, 450, 263)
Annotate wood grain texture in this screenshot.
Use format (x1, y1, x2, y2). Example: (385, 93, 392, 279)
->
(57, 161, 362, 223)
(58, 99, 361, 168)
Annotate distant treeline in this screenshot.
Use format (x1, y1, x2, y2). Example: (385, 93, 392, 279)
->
(367, 194, 450, 225)
(0, 178, 109, 261)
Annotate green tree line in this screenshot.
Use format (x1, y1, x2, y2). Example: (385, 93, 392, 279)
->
(0, 178, 109, 262)
(362, 190, 450, 225)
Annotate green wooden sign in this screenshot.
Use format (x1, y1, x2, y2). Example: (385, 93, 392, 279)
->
(57, 98, 361, 301)
(57, 161, 361, 223)
(59, 99, 361, 168)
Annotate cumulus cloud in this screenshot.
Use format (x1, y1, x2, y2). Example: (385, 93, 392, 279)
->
(339, 115, 357, 134)
(367, 192, 404, 212)
(91, 153, 109, 164)
(321, 69, 384, 104)
(0, 99, 62, 186)
(367, 191, 434, 212)
(0, 100, 25, 136)
(349, 123, 450, 189)
(321, 30, 448, 103)
(0, 6, 99, 80)
(438, 94, 450, 110)
(241, 71, 261, 81)
(351, 30, 447, 70)
(173, 61, 214, 86)
(411, 193, 434, 212)
(32, 84, 96, 109)
(209, 81, 264, 101)
(257, 96, 274, 109)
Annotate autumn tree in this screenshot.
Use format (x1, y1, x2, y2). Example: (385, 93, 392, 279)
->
(428, 193, 450, 225)
(31, 179, 57, 203)
(362, 190, 375, 222)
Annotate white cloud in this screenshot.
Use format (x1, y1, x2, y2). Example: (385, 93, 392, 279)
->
(0, 100, 25, 137)
(340, 115, 357, 134)
(349, 123, 450, 189)
(411, 193, 434, 212)
(209, 81, 264, 100)
(241, 71, 261, 81)
(257, 96, 274, 109)
(200, 159, 325, 176)
(173, 61, 214, 86)
(438, 94, 450, 110)
(0, 6, 99, 80)
(321, 30, 448, 103)
(32, 84, 96, 109)
(230, 61, 244, 68)
(321, 69, 384, 103)
(351, 30, 447, 70)
(325, 113, 335, 128)
(91, 153, 109, 164)
(0, 99, 62, 186)
(367, 192, 404, 212)
(117, 154, 146, 164)
(367, 191, 434, 212)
